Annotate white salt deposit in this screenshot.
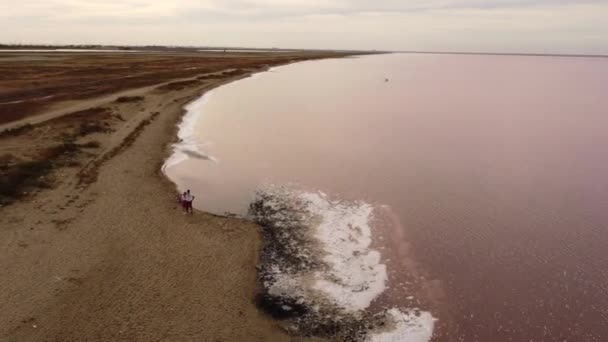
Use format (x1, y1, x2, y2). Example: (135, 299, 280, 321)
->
(260, 187, 435, 341)
(367, 309, 436, 342)
(303, 192, 435, 341)
(300, 192, 388, 311)
(267, 272, 307, 301)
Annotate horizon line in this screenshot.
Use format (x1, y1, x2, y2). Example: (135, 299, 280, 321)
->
(394, 50, 608, 59)
(1, 43, 606, 58)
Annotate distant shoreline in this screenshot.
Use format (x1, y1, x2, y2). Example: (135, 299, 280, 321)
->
(1, 44, 605, 58)
(0, 44, 376, 55)
(395, 50, 608, 58)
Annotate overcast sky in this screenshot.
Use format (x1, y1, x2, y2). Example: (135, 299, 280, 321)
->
(1, 0, 607, 54)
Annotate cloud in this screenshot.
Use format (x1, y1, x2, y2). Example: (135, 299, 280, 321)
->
(3, 0, 605, 19)
(1, 0, 606, 53)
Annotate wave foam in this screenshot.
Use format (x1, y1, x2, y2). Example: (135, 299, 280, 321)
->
(162, 93, 216, 172)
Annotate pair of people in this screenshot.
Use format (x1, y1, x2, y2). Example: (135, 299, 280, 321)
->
(179, 190, 195, 214)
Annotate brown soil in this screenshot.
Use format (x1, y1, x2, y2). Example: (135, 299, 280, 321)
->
(0, 51, 342, 125)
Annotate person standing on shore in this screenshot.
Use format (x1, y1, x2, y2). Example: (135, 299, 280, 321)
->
(179, 191, 188, 213)
(183, 190, 195, 214)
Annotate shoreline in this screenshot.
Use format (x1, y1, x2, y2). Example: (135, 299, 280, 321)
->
(0, 53, 350, 341)
(162, 57, 437, 341)
(160, 65, 275, 175)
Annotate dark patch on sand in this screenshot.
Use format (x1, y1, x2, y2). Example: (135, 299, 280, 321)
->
(114, 95, 145, 103)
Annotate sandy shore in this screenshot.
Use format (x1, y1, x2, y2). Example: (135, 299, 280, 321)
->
(0, 52, 347, 341)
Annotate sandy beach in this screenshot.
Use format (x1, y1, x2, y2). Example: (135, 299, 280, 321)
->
(0, 51, 349, 341)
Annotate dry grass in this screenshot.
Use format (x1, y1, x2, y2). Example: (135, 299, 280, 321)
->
(0, 139, 102, 205)
(0, 123, 33, 138)
(80, 141, 101, 149)
(156, 80, 201, 92)
(77, 121, 112, 136)
(0, 52, 350, 124)
(114, 96, 145, 103)
(222, 69, 247, 77)
(0, 51, 356, 206)
(0, 159, 53, 202)
(77, 112, 160, 185)
(1, 156, 53, 205)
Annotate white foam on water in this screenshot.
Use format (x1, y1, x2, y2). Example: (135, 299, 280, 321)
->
(162, 69, 271, 173)
(162, 93, 215, 172)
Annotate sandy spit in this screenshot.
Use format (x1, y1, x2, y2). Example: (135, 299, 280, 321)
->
(0, 58, 339, 342)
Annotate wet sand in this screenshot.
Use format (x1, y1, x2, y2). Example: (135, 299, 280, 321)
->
(0, 51, 350, 341)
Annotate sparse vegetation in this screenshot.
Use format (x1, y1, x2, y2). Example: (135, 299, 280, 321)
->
(78, 121, 112, 136)
(0, 124, 34, 138)
(222, 69, 246, 76)
(0, 52, 348, 207)
(47, 141, 80, 156)
(115, 96, 144, 103)
(156, 79, 201, 91)
(0, 140, 94, 205)
(0, 154, 16, 173)
(77, 112, 160, 185)
(197, 74, 224, 80)
(113, 114, 126, 121)
(80, 141, 101, 149)
(0, 158, 53, 205)
(0, 51, 347, 125)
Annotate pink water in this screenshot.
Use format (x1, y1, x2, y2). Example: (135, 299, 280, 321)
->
(165, 53, 608, 341)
